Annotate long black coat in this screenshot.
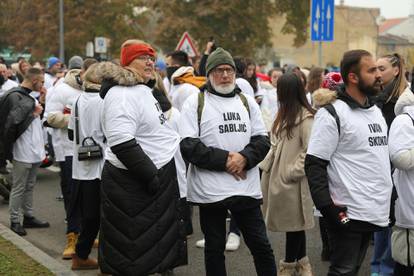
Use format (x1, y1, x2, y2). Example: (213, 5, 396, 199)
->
(99, 159, 187, 276)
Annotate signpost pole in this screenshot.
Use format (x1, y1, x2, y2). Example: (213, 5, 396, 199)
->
(318, 41, 322, 66)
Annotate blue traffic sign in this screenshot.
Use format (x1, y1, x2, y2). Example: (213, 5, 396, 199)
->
(311, 0, 334, 41)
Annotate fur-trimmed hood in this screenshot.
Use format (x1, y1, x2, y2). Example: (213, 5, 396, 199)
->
(312, 84, 375, 109)
(312, 88, 337, 108)
(64, 69, 82, 90)
(171, 66, 194, 81)
(95, 62, 155, 99)
(394, 86, 414, 116)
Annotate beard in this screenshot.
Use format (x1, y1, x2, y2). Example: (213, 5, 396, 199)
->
(210, 78, 236, 94)
(357, 77, 381, 97)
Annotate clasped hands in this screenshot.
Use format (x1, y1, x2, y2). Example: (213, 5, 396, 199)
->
(226, 152, 247, 181)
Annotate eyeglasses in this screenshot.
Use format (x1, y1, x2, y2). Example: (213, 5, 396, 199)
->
(213, 67, 235, 76)
(136, 55, 156, 63)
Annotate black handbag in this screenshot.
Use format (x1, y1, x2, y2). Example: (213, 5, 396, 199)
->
(75, 97, 103, 161)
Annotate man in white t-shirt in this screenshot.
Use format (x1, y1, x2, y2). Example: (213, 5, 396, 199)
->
(0, 68, 50, 236)
(166, 50, 205, 111)
(179, 47, 276, 275)
(44, 57, 62, 89)
(305, 50, 393, 275)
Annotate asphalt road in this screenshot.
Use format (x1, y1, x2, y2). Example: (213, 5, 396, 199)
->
(0, 166, 373, 276)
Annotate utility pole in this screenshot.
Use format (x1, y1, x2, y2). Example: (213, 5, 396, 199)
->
(59, 0, 65, 62)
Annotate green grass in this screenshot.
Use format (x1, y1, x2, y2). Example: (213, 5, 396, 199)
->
(0, 235, 54, 276)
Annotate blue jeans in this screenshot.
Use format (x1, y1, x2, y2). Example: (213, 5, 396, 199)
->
(199, 198, 276, 276)
(371, 227, 395, 275)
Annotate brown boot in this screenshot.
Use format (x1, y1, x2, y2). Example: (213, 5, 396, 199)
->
(71, 253, 99, 270)
(296, 256, 313, 276)
(279, 260, 297, 276)
(62, 232, 78, 259)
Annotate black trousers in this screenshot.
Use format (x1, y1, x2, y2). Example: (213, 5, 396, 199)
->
(285, 231, 306, 262)
(60, 156, 81, 234)
(75, 178, 101, 259)
(199, 198, 276, 276)
(394, 262, 414, 276)
(327, 226, 372, 276)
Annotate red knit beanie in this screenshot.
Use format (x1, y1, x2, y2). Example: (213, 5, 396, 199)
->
(120, 43, 156, 67)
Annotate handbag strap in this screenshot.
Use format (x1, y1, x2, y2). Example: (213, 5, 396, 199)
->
(82, 136, 99, 146)
(75, 96, 81, 145)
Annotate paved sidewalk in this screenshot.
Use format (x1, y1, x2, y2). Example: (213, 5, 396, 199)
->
(0, 167, 373, 275)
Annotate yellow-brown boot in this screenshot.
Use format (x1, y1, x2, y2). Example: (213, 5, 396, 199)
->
(62, 232, 78, 259)
(71, 253, 98, 270)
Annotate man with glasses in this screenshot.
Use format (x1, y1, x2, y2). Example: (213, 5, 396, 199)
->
(0, 68, 50, 235)
(179, 47, 277, 276)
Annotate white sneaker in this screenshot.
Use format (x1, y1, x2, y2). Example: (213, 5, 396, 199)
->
(195, 239, 205, 248)
(225, 232, 240, 251)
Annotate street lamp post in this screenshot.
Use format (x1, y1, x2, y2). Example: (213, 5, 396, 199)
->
(59, 0, 65, 62)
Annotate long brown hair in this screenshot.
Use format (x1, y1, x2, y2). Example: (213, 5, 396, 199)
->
(380, 53, 407, 102)
(272, 73, 315, 139)
(306, 67, 324, 93)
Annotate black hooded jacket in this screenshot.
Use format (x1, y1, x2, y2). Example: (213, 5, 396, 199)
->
(0, 86, 35, 160)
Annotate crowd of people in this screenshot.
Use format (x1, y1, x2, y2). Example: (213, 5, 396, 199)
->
(1, 39, 414, 276)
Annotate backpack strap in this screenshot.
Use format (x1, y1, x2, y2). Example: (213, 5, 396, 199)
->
(238, 93, 250, 119)
(323, 103, 340, 135)
(403, 113, 414, 126)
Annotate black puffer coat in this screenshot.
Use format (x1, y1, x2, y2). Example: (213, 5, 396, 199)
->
(96, 62, 187, 276)
(100, 160, 187, 276)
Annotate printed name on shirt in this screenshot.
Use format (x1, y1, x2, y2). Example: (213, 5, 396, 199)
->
(155, 102, 167, 125)
(219, 112, 247, 134)
(367, 123, 387, 147)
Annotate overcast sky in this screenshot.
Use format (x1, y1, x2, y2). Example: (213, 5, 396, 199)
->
(335, 0, 414, 18)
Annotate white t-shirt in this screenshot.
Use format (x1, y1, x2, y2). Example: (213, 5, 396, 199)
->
(13, 98, 45, 163)
(235, 78, 254, 98)
(44, 73, 58, 89)
(103, 84, 180, 170)
(47, 82, 82, 159)
(169, 83, 199, 111)
(306, 92, 312, 105)
(179, 92, 267, 203)
(307, 99, 392, 227)
(0, 79, 18, 96)
(164, 107, 187, 198)
(389, 107, 414, 228)
(260, 87, 278, 131)
(68, 93, 106, 180)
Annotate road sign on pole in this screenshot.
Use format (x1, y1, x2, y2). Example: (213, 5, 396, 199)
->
(95, 37, 107, 54)
(176, 32, 198, 58)
(311, 0, 334, 41)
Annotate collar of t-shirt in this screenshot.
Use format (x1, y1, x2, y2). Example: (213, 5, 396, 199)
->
(337, 85, 374, 109)
(204, 81, 242, 98)
(99, 77, 156, 99)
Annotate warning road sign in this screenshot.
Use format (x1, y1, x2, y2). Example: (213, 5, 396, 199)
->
(176, 32, 198, 57)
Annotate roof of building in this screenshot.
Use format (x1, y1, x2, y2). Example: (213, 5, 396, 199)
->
(379, 17, 408, 34)
(378, 33, 414, 45)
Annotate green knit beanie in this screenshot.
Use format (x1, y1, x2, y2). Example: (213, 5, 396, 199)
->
(205, 47, 235, 76)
